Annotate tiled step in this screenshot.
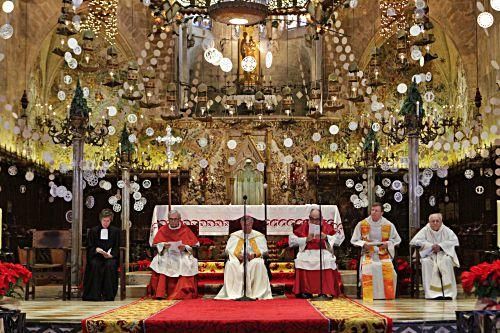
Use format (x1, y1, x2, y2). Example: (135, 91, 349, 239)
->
(127, 269, 358, 285)
(127, 271, 152, 285)
(125, 284, 148, 298)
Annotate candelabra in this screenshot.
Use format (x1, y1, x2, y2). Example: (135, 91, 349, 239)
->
(381, 111, 460, 145)
(379, 82, 460, 239)
(43, 80, 109, 289)
(44, 82, 109, 147)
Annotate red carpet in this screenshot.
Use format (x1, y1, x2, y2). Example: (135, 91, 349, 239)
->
(144, 298, 329, 333)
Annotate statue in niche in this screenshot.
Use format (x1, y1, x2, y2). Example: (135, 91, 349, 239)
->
(239, 30, 260, 87)
(240, 31, 257, 59)
(233, 159, 263, 205)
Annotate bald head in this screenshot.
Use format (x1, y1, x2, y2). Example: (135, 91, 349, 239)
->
(309, 208, 321, 225)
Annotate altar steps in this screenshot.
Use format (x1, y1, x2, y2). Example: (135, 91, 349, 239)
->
(124, 270, 359, 298)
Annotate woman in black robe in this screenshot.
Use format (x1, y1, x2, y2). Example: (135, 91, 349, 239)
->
(82, 208, 120, 301)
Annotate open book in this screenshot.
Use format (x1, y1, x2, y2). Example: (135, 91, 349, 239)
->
(167, 241, 183, 254)
(308, 224, 320, 237)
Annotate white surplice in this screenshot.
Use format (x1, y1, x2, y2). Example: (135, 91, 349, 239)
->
(351, 217, 401, 300)
(410, 223, 459, 299)
(215, 230, 272, 300)
(289, 227, 344, 271)
(149, 224, 199, 277)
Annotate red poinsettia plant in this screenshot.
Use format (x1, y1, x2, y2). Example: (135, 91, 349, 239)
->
(396, 258, 412, 294)
(348, 258, 358, 270)
(461, 260, 500, 299)
(129, 259, 152, 271)
(275, 236, 289, 249)
(199, 238, 215, 246)
(0, 262, 32, 299)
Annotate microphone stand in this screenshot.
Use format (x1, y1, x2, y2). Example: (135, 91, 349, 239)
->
(236, 195, 255, 301)
(264, 164, 268, 232)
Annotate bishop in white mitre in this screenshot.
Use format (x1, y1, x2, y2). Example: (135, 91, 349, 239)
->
(215, 216, 272, 300)
(410, 213, 459, 300)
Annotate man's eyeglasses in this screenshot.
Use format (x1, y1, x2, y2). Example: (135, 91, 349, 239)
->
(309, 217, 320, 221)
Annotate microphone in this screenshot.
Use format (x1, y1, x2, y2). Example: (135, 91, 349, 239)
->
(243, 195, 248, 201)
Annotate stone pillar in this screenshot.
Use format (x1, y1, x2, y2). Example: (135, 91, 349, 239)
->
(121, 167, 130, 272)
(408, 134, 420, 239)
(367, 167, 376, 208)
(70, 136, 84, 287)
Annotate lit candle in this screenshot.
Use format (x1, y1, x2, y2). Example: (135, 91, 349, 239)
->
(372, 140, 375, 152)
(118, 142, 122, 155)
(416, 101, 420, 117)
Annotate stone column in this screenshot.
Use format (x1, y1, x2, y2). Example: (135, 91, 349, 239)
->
(71, 135, 84, 286)
(367, 167, 376, 208)
(408, 134, 420, 239)
(121, 166, 130, 272)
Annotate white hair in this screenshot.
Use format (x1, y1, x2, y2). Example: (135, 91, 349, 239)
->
(168, 210, 181, 218)
(428, 213, 443, 222)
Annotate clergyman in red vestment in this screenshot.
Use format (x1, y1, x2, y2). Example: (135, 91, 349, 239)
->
(148, 210, 199, 299)
(289, 208, 344, 298)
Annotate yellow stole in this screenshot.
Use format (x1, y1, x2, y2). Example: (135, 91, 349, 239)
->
(233, 232, 262, 258)
(360, 219, 395, 301)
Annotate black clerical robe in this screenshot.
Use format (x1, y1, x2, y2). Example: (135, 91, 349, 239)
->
(82, 225, 120, 301)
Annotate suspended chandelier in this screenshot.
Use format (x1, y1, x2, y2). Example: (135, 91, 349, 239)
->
(144, 0, 345, 31)
(83, 0, 119, 44)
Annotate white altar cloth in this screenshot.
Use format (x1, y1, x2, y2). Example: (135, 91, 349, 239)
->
(150, 205, 343, 239)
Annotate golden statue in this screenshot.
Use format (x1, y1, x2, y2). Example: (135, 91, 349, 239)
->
(239, 30, 260, 86)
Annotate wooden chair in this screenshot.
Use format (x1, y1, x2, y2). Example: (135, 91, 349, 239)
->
(80, 229, 127, 300)
(410, 245, 422, 298)
(23, 230, 71, 300)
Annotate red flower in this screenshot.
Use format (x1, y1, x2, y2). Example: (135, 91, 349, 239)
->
(275, 237, 289, 249)
(199, 238, 215, 246)
(0, 262, 32, 298)
(348, 258, 358, 270)
(461, 271, 476, 294)
(136, 259, 151, 271)
(460, 260, 500, 298)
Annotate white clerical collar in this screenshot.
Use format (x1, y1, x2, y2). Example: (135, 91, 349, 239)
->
(169, 223, 181, 230)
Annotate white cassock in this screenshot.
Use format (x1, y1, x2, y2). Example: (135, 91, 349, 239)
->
(215, 230, 272, 300)
(410, 223, 459, 299)
(351, 217, 401, 300)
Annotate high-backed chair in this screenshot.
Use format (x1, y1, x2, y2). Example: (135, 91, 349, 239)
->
(226, 218, 272, 280)
(23, 230, 71, 300)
